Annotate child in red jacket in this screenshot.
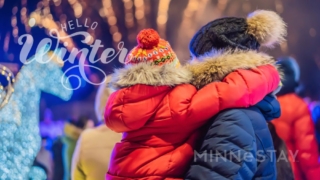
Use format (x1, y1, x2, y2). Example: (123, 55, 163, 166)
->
(104, 28, 281, 180)
(272, 57, 320, 180)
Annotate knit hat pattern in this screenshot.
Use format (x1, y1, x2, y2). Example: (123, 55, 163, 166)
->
(190, 10, 287, 57)
(125, 29, 180, 67)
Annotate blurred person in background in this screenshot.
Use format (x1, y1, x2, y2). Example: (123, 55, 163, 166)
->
(52, 135, 65, 180)
(40, 108, 65, 138)
(35, 136, 54, 180)
(268, 123, 294, 180)
(40, 108, 65, 151)
(71, 76, 122, 180)
(272, 57, 320, 180)
(309, 101, 320, 153)
(62, 116, 94, 180)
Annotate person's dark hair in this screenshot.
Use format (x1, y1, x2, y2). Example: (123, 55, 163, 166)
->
(276, 57, 300, 96)
(76, 115, 90, 129)
(41, 135, 49, 140)
(67, 116, 90, 129)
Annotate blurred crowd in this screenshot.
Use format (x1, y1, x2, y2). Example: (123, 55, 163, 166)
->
(34, 76, 122, 180)
(311, 102, 320, 152)
(36, 110, 94, 180)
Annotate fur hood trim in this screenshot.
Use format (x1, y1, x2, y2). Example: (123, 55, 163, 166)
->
(111, 63, 192, 90)
(187, 50, 279, 89)
(111, 50, 280, 90)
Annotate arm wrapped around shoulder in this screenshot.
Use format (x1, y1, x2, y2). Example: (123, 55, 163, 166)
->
(170, 64, 280, 125)
(104, 85, 171, 132)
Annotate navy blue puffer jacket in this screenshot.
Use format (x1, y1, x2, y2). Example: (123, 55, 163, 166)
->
(185, 95, 280, 180)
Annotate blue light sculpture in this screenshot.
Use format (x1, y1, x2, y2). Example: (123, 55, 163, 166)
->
(0, 50, 72, 179)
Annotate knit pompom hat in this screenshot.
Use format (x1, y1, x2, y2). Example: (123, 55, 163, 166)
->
(125, 29, 180, 67)
(190, 10, 287, 57)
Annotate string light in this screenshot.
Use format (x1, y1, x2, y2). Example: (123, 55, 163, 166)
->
(11, 16, 17, 27)
(21, 0, 27, 6)
(3, 32, 10, 52)
(275, 0, 284, 14)
(0, 0, 4, 8)
(113, 32, 122, 42)
(122, 0, 135, 42)
(102, 0, 122, 43)
(123, 0, 134, 28)
(11, 6, 19, 41)
(20, 7, 27, 19)
(53, 0, 61, 6)
(12, 27, 18, 38)
(217, 0, 228, 11)
(74, 2, 83, 18)
(242, 1, 251, 13)
(12, 6, 18, 15)
(157, 0, 171, 38)
(68, 0, 77, 5)
(310, 28, 317, 37)
(178, 0, 200, 36)
(37, 2, 43, 9)
(174, 0, 208, 61)
(194, 0, 209, 20)
(134, 0, 146, 29)
(0, 52, 72, 179)
(68, 0, 83, 18)
(42, 0, 49, 7)
(99, 8, 105, 17)
(87, 29, 95, 45)
(280, 41, 288, 53)
(29, 11, 77, 52)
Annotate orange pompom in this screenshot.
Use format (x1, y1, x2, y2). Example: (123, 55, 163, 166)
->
(136, 29, 160, 49)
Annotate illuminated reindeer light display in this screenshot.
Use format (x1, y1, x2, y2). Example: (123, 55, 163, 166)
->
(0, 49, 72, 179)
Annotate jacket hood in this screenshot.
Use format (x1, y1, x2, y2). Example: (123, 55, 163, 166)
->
(255, 95, 281, 121)
(276, 57, 300, 96)
(64, 123, 83, 140)
(111, 50, 280, 90)
(187, 50, 280, 89)
(110, 62, 192, 90)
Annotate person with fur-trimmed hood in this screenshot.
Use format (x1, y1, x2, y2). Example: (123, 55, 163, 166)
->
(185, 10, 290, 180)
(272, 57, 320, 180)
(104, 28, 281, 179)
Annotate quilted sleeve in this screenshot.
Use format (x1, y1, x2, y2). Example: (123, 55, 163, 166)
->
(170, 65, 280, 127)
(105, 85, 170, 132)
(185, 110, 257, 180)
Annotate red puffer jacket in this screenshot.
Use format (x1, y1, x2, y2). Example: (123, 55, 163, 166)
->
(105, 51, 280, 180)
(272, 93, 320, 180)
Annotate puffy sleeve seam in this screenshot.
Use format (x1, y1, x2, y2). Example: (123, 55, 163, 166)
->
(236, 70, 251, 105)
(116, 88, 133, 131)
(214, 83, 221, 111)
